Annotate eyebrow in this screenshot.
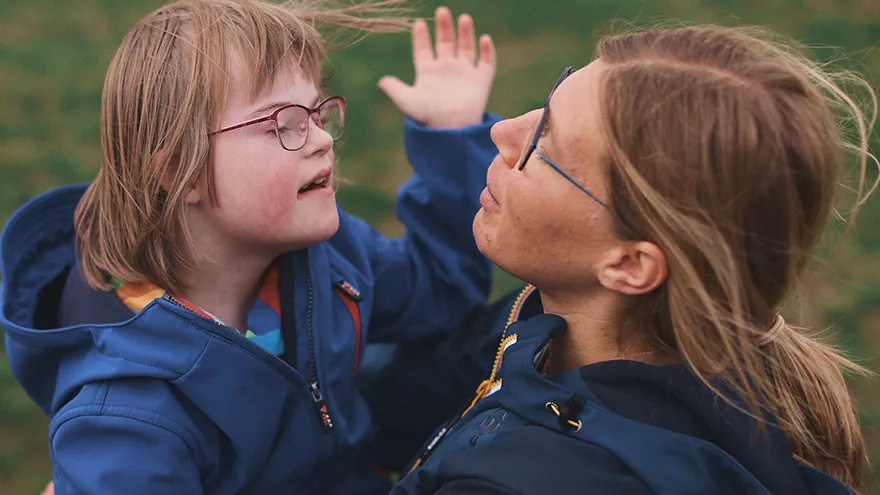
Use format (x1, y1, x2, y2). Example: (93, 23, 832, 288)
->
(245, 95, 322, 120)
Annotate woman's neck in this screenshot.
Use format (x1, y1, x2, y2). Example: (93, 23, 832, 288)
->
(539, 287, 662, 376)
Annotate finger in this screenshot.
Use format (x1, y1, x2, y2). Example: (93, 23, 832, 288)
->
(478, 34, 497, 74)
(457, 14, 476, 65)
(434, 6, 455, 58)
(377, 76, 413, 112)
(411, 19, 433, 71)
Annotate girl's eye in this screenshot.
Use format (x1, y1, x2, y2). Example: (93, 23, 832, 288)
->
(257, 121, 278, 136)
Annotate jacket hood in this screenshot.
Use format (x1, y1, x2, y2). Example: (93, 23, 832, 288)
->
(1, 185, 213, 415)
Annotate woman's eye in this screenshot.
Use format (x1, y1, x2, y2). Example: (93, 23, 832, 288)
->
(539, 122, 551, 138)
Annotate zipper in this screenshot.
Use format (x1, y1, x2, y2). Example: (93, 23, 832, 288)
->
(161, 256, 334, 434)
(305, 265, 333, 432)
(162, 293, 240, 335)
(162, 294, 290, 371)
(464, 284, 535, 411)
(280, 255, 298, 369)
(407, 284, 535, 472)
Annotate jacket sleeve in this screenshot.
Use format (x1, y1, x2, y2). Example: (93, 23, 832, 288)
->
(359, 113, 500, 343)
(50, 413, 203, 495)
(360, 288, 524, 471)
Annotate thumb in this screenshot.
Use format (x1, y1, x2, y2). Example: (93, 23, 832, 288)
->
(378, 76, 414, 112)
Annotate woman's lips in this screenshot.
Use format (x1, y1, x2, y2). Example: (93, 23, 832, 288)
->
(479, 186, 501, 213)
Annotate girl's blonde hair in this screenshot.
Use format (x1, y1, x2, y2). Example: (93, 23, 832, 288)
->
(75, 0, 408, 293)
(596, 25, 877, 489)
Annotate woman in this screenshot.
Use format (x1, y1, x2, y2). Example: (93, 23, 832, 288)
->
(387, 25, 877, 494)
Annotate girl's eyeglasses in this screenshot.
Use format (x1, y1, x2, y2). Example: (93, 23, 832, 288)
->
(209, 96, 346, 152)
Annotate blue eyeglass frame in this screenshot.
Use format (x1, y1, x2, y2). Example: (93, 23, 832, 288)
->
(518, 66, 609, 209)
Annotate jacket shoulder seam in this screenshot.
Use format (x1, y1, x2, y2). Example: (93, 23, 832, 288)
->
(50, 383, 203, 458)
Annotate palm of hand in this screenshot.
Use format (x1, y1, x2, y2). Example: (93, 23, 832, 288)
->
(408, 56, 493, 128)
(379, 7, 496, 129)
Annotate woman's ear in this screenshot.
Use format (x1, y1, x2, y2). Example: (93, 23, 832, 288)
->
(596, 241, 667, 295)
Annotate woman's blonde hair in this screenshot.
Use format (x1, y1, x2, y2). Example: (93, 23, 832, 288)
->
(75, 0, 408, 293)
(595, 25, 877, 489)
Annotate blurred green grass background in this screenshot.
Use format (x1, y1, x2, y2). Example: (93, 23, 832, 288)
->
(1, 0, 879, 493)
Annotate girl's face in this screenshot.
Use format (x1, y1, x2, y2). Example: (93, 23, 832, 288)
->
(196, 66, 340, 254)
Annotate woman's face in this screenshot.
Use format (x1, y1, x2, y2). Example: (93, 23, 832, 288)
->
(473, 60, 622, 292)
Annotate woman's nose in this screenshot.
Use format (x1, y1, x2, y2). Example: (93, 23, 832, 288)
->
(490, 109, 543, 169)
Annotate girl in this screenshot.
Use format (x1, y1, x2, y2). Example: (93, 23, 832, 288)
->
(1, 1, 498, 493)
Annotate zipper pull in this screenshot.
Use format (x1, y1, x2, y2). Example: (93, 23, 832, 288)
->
(309, 381, 333, 432)
(408, 420, 453, 474)
(333, 280, 362, 302)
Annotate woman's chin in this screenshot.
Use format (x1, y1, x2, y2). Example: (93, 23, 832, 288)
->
(473, 211, 492, 253)
(474, 213, 509, 270)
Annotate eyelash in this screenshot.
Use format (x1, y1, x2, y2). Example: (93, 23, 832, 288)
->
(540, 121, 551, 138)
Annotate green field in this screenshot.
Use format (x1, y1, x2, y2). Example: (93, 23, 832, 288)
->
(1, 0, 879, 493)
